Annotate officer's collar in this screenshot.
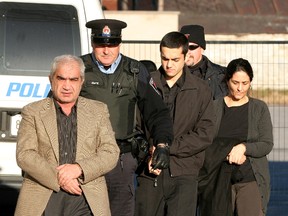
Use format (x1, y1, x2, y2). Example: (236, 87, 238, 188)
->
(92, 52, 122, 74)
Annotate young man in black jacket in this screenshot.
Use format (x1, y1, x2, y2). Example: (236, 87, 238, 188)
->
(135, 31, 215, 216)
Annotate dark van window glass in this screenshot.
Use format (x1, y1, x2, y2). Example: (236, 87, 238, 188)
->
(0, 2, 81, 76)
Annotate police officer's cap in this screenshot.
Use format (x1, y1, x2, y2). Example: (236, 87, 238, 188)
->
(86, 19, 127, 45)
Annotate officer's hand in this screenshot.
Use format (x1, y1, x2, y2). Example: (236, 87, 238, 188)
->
(152, 143, 170, 169)
(148, 147, 162, 176)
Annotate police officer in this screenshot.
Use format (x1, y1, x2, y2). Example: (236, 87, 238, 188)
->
(180, 24, 228, 99)
(80, 19, 173, 216)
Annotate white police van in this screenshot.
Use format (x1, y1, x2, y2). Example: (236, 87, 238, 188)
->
(0, 0, 104, 187)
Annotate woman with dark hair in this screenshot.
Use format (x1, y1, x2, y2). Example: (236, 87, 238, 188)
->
(198, 58, 273, 216)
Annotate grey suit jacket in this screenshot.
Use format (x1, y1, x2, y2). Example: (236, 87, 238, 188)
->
(15, 96, 119, 216)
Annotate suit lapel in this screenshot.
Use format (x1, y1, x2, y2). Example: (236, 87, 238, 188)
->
(40, 98, 59, 163)
(39, 97, 93, 162)
(76, 97, 90, 158)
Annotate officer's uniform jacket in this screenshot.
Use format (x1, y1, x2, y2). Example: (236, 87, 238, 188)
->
(80, 53, 173, 146)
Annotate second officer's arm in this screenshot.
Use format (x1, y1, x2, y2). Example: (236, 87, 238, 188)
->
(136, 65, 173, 169)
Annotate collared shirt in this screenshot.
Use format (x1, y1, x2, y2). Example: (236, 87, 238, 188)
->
(188, 56, 208, 79)
(45, 102, 90, 214)
(92, 52, 122, 74)
(160, 71, 185, 122)
(54, 100, 77, 165)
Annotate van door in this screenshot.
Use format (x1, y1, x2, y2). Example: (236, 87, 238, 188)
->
(0, 1, 84, 186)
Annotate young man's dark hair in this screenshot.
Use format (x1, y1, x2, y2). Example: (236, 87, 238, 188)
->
(160, 31, 189, 54)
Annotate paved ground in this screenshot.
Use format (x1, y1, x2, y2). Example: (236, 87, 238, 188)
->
(267, 162, 288, 216)
(1, 163, 287, 216)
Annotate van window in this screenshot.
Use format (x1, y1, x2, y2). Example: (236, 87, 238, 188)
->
(0, 2, 81, 76)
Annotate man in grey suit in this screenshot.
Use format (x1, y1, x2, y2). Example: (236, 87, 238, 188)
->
(15, 54, 119, 216)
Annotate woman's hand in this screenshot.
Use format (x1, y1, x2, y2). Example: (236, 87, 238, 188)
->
(227, 143, 247, 165)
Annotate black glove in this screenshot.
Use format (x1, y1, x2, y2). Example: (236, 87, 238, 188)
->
(152, 144, 170, 169)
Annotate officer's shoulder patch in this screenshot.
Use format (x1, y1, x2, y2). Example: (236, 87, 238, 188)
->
(149, 77, 160, 95)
